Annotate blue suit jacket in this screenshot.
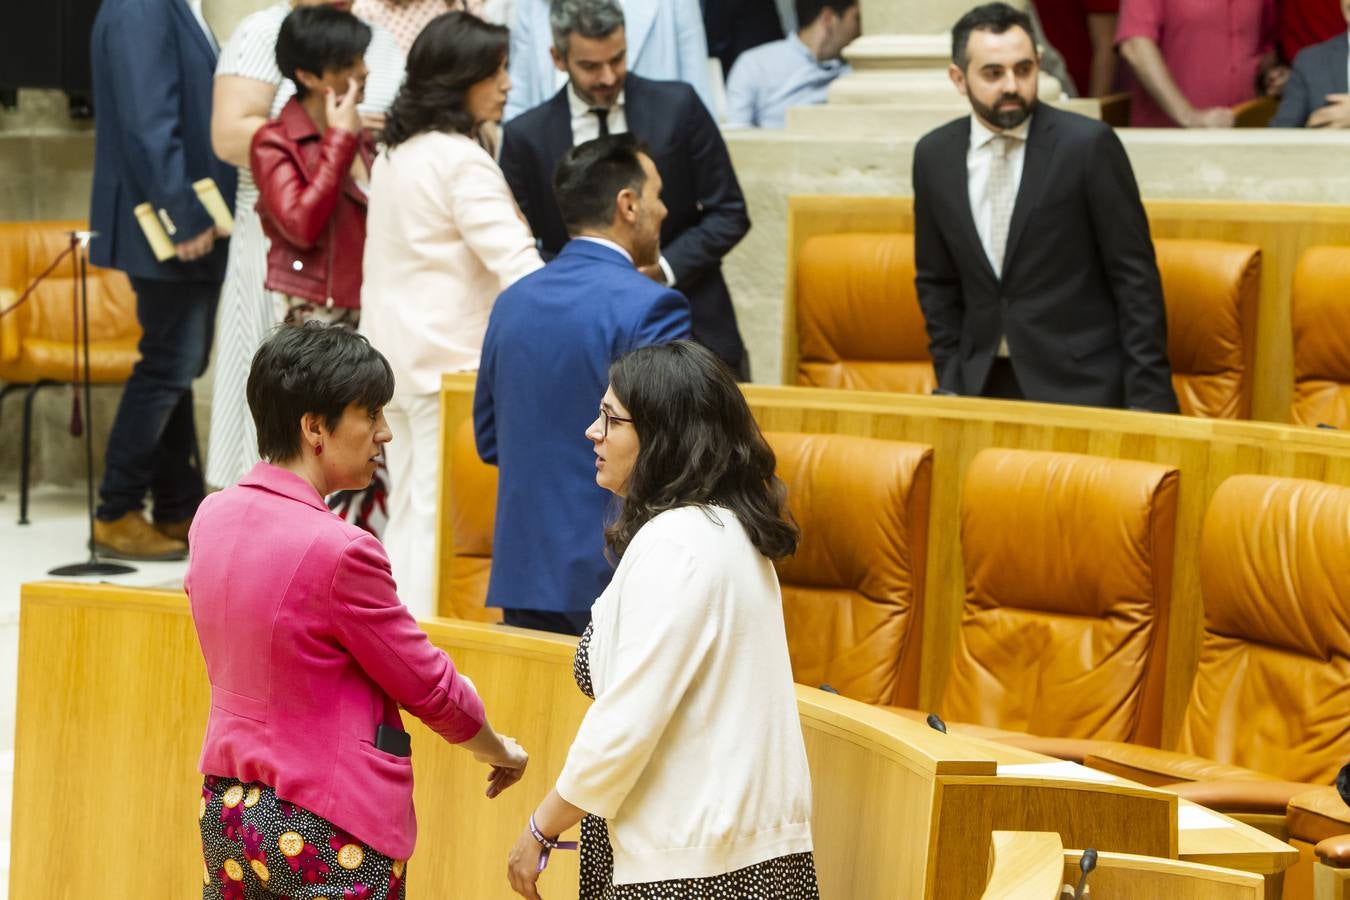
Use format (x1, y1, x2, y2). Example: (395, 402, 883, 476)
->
(89, 0, 236, 281)
(504, 0, 712, 121)
(473, 240, 692, 613)
(1272, 32, 1350, 127)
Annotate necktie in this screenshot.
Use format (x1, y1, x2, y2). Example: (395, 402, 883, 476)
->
(987, 135, 1016, 274)
(591, 107, 610, 138)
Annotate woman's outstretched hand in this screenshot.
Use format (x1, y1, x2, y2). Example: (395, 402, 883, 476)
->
(475, 734, 528, 798)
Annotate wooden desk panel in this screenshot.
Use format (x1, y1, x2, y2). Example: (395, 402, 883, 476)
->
(17, 582, 1293, 900)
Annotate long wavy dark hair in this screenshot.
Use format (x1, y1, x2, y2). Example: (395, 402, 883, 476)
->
(383, 12, 508, 147)
(604, 341, 799, 561)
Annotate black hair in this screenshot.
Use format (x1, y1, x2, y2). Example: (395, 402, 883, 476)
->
(383, 12, 510, 146)
(247, 322, 395, 463)
(552, 133, 651, 236)
(275, 5, 371, 99)
(793, 0, 857, 29)
(604, 341, 800, 561)
(951, 2, 1034, 70)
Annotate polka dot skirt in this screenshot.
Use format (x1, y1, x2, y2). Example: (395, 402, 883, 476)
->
(573, 626, 821, 900)
(199, 774, 406, 899)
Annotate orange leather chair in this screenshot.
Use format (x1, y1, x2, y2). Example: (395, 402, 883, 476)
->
(1291, 246, 1350, 429)
(443, 419, 502, 623)
(768, 431, 933, 706)
(1156, 238, 1260, 419)
(938, 448, 1179, 745)
(793, 234, 1259, 420)
(1086, 475, 1350, 791)
(793, 232, 935, 393)
(0, 221, 141, 523)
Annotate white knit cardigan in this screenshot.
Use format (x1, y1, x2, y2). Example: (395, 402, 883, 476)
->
(556, 505, 814, 884)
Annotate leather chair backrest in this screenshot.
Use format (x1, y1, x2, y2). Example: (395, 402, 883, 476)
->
(768, 431, 933, 706)
(1291, 246, 1350, 429)
(445, 418, 501, 623)
(794, 232, 936, 394)
(1155, 238, 1260, 419)
(942, 448, 1179, 743)
(0, 220, 140, 383)
(1182, 475, 1350, 783)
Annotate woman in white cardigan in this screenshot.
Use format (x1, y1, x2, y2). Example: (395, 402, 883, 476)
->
(361, 11, 542, 618)
(507, 341, 818, 899)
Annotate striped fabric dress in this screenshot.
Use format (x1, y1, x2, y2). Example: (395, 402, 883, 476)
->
(204, 2, 405, 492)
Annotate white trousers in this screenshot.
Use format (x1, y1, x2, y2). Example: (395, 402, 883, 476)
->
(382, 391, 442, 620)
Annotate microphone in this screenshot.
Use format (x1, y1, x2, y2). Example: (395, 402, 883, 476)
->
(926, 712, 947, 734)
(68, 229, 100, 249)
(1073, 848, 1097, 900)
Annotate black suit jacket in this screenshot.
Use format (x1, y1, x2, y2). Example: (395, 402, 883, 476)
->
(499, 74, 750, 370)
(1271, 32, 1350, 127)
(913, 104, 1178, 412)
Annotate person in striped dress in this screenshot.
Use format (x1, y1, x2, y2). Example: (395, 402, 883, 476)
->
(205, 0, 404, 497)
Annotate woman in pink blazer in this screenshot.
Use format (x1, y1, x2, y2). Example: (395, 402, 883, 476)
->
(187, 322, 527, 900)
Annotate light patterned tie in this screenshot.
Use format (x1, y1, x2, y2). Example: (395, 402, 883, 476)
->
(987, 134, 1017, 274)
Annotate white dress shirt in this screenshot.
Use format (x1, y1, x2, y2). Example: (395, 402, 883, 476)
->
(967, 112, 1032, 275)
(566, 85, 676, 286)
(968, 113, 1031, 357)
(575, 235, 634, 265)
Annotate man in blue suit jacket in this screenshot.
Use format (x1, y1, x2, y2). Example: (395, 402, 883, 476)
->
(1271, 7, 1350, 128)
(504, 0, 713, 121)
(88, 0, 236, 560)
(474, 135, 692, 635)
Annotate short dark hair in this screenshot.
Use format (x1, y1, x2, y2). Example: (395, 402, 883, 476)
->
(604, 341, 800, 561)
(247, 322, 395, 463)
(951, 2, 1034, 70)
(550, 0, 625, 56)
(275, 5, 371, 99)
(552, 133, 651, 236)
(794, 0, 856, 29)
(383, 12, 509, 147)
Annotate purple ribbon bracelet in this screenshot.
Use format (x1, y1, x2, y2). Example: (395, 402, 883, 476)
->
(528, 814, 579, 872)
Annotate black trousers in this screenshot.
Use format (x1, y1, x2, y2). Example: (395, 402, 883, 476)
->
(97, 277, 219, 522)
(981, 357, 1025, 401)
(501, 607, 592, 637)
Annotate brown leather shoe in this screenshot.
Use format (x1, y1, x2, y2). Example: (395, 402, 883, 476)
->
(93, 512, 188, 561)
(154, 517, 192, 543)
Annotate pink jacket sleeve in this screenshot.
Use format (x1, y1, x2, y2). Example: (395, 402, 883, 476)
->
(329, 531, 486, 743)
(1114, 0, 1162, 44)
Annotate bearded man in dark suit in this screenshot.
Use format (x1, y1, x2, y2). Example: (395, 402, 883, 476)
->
(913, 2, 1177, 412)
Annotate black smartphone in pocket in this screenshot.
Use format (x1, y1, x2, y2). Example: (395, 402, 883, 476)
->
(374, 724, 411, 758)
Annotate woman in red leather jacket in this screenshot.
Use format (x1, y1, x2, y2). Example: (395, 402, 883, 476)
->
(251, 5, 377, 327)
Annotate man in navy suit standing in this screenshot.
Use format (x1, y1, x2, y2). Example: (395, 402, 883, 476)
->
(474, 134, 691, 635)
(88, 0, 236, 560)
(499, 0, 751, 377)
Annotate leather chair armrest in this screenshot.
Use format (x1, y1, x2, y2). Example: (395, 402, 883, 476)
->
(990, 734, 1116, 763)
(1083, 744, 1279, 787)
(1289, 786, 1350, 844)
(1317, 835, 1350, 868)
(1166, 779, 1321, 815)
(0, 287, 19, 366)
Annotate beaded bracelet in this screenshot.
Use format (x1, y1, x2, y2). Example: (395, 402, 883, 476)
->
(528, 814, 579, 872)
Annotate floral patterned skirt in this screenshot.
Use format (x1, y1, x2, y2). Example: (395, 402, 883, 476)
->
(199, 775, 406, 899)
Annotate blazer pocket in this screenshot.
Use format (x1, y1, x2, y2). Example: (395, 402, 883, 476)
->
(359, 739, 413, 768)
(211, 685, 268, 723)
(1065, 328, 1118, 361)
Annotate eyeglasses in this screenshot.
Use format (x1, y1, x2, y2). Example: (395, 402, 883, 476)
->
(598, 405, 633, 438)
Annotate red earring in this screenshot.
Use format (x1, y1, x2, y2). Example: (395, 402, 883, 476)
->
(314, 443, 323, 456)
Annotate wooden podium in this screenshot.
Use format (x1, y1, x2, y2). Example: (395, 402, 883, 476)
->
(10, 582, 1297, 899)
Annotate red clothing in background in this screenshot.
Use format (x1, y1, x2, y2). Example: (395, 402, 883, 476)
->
(1116, 0, 1276, 126)
(1278, 0, 1346, 60)
(1034, 0, 1121, 96)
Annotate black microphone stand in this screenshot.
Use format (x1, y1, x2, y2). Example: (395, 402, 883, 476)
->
(48, 231, 135, 577)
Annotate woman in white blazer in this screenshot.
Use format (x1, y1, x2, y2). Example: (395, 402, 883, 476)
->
(361, 11, 543, 618)
(507, 340, 818, 900)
